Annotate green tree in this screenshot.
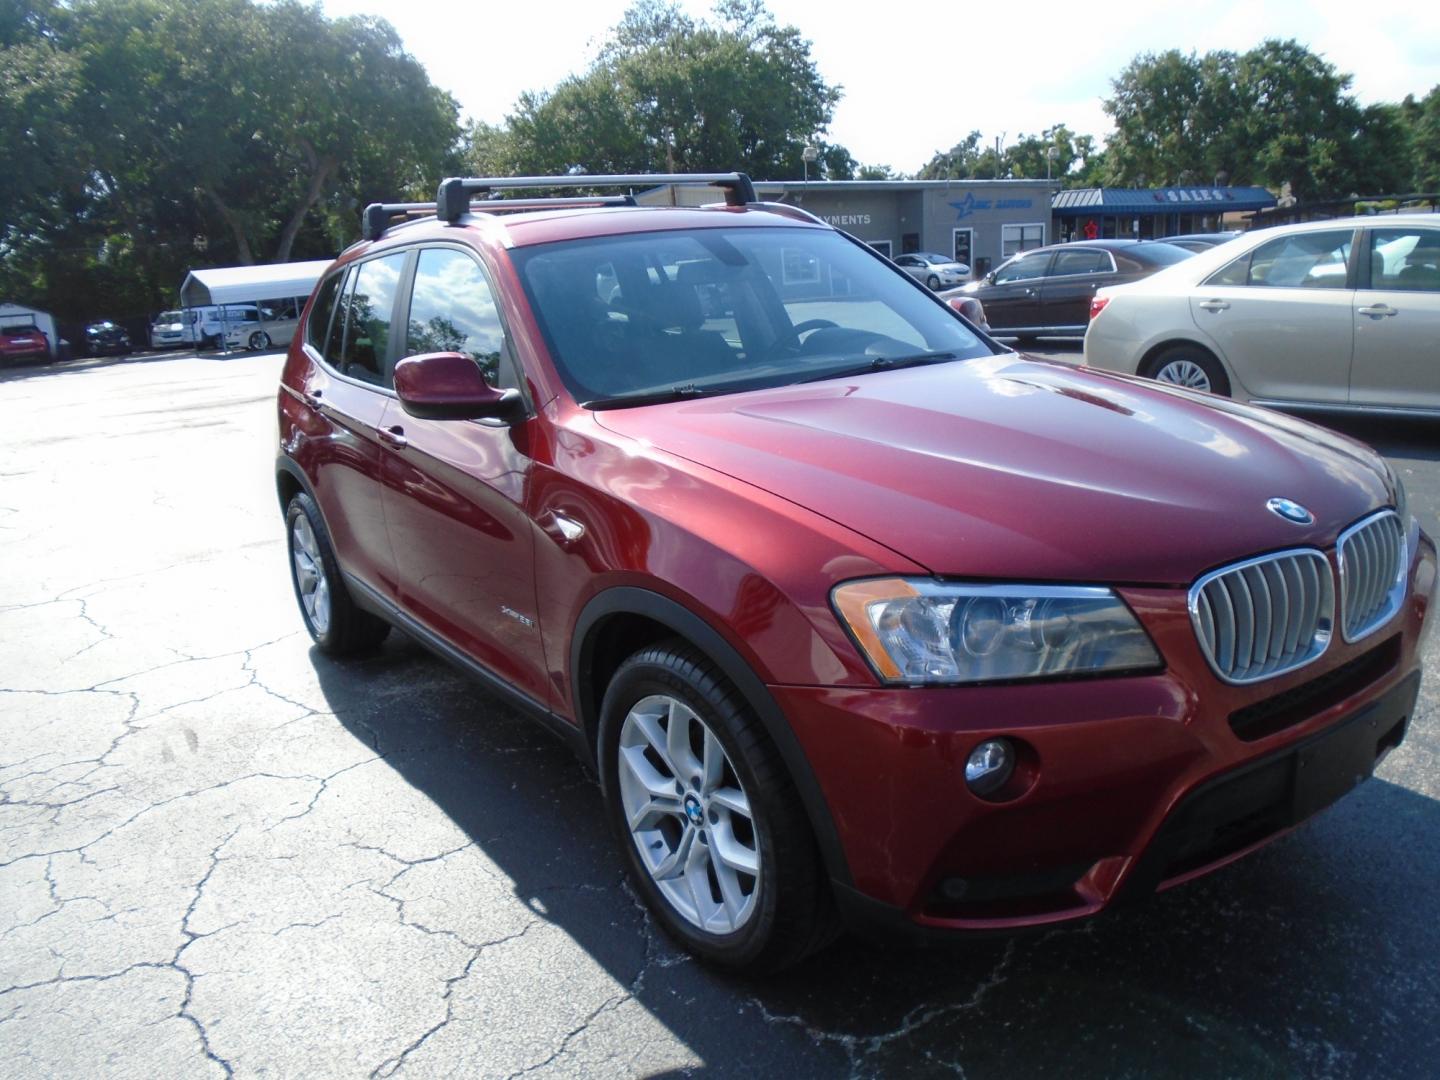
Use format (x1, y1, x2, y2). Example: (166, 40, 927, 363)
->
(1102, 39, 1407, 199)
(0, 0, 460, 324)
(505, 0, 849, 180)
(917, 125, 1100, 186)
(1402, 85, 1440, 191)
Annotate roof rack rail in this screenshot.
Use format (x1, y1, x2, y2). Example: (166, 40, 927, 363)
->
(362, 202, 436, 242)
(435, 173, 757, 224)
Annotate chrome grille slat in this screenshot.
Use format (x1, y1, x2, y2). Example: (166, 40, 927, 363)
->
(1338, 510, 1407, 643)
(1190, 549, 1333, 685)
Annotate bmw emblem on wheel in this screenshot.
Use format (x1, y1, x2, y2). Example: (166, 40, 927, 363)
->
(1267, 497, 1314, 524)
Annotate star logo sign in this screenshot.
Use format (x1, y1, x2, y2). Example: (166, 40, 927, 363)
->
(949, 193, 979, 220)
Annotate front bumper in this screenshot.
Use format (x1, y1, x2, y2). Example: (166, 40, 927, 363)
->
(774, 532, 1435, 935)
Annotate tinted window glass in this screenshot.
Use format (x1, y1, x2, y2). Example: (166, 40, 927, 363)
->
(405, 249, 508, 387)
(513, 226, 991, 405)
(994, 253, 1049, 283)
(1133, 243, 1194, 266)
(1206, 253, 1250, 287)
(1369, 228, 1440, 292)
(1245, 231, 1353, 288)
(1051, 250, 1110, 276)
(306, 272, 342, 353)
(339, 254, 407, 385)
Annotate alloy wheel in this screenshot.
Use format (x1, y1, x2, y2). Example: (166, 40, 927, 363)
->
(1154, 358, 1212, 392)
(617, 694, 760, 934)
(290, 514, 331, 635)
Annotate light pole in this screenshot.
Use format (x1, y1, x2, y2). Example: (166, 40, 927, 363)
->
(802, 144, 818, 185)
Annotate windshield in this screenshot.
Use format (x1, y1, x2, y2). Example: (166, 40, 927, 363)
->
(513, 226, 994, 406)
(158, 311, 182, 322)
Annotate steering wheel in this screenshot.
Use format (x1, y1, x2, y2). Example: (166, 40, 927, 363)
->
(791, 319, 839, 337)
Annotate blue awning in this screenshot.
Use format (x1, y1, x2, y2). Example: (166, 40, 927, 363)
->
(1052, 186, 1276, 216)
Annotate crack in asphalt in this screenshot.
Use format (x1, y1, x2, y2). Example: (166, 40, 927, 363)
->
(746, 938, 1019, 1078)
(369, 922, 539, 1079)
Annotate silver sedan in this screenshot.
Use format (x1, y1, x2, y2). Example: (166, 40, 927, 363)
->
(1084, 214, 1440, 414)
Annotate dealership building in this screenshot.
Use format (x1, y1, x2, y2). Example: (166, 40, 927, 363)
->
(651, 179, 1278, 275)
(654, 179, 1058, 278)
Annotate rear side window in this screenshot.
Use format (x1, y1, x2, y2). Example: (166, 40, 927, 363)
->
(404, 248, 511, 388)
(1368, 228, 1440, 292)
(1051, 249, 1111, 276)
(306, 273, 342, 353)
(337, 254, 407, 386)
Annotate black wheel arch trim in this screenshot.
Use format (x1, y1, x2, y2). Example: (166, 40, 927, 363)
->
(572, 585, 854, 888)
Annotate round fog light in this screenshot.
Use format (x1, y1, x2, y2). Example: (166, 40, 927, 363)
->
(965, 739, 1015, 798)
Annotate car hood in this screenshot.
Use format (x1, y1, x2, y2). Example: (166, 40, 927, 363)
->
(592, 355, 1392, 585)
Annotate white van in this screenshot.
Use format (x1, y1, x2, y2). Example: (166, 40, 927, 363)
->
(186, 299, 304, 351)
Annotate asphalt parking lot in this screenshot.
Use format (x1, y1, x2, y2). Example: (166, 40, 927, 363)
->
(2, 347, 1439, 1079)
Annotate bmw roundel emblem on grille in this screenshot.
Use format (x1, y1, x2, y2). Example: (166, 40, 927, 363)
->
(1267, 498, 1314, 524)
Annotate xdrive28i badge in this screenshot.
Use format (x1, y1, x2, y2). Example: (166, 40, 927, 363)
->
(1267, 498, 1314, 524)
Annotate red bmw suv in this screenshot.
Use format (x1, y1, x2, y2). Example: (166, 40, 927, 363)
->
(276, 173, 1434, 971)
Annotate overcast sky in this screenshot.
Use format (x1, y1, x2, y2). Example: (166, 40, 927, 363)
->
(316, 0, 1440, 172)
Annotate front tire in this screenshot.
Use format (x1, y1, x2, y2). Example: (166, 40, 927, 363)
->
(1146, 344, 1230, 396)
(926, 274, 940, 289)
(599, 641, 836, 972)
(248, 330, 272, 351)
(284, 492, 389, 655)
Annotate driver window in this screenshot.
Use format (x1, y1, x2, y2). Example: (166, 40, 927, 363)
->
(405, 248, 514, 390)
(994, 254, 1048, 284)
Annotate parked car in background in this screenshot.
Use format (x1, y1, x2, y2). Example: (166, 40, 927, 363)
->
(150, 310, 187, 349)
(957, 239, 1193, 341)
(1084, 214, 1440, 412)
(84, 320, 131, 356)
(0, 321, 51, 364)
(894, 251, 970, 289)
(1162, 231, 1242, 253)
(936, 287, 989, 330)
(275, 172, 1432, 972)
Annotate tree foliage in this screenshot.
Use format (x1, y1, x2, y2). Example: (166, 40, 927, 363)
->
(500, 0, 848, 180)
(0, 0, 459, 323)
(1102, 40, 1414, 198)
(917, 125, 1103, 186)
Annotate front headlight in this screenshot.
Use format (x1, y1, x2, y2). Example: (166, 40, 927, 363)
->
(831, 578, 1161, 685)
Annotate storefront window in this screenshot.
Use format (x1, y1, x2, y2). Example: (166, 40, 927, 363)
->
(1001, 224, 1046, 259)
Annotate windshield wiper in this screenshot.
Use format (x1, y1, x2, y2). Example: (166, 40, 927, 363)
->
(582, 384, 731, 410)
(796, 351, 958, 384)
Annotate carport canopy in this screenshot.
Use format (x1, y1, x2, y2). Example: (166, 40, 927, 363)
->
(179, 259, 332, 308)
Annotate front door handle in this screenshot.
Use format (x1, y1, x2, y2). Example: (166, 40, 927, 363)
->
(377, 424, 407, 449)
(1198, 299, 1230, 312)
(1358, 304, 1398, 318)
(301, 388, 323, 409)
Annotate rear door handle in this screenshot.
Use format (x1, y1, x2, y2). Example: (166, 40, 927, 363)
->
(377, 424, 407, 449)
(1358, 304, 1398, 318)
(1198, 299, 1230, 312)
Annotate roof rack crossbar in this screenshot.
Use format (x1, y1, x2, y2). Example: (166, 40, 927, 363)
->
(435, 172, 756, 223)
(362, 202, 436, 242)
(474, 195, 637, 211)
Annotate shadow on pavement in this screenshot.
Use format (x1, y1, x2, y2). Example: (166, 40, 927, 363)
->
(307, 633, 1440, 1077)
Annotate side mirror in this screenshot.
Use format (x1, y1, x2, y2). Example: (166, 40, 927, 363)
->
(986, 271, 997, 284)
(394, 352, 525, 423)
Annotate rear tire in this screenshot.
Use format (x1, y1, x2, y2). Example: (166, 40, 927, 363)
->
(284, 492, 389, 655)
(1146, 344, 1230, 396)
(599, 640, 837, 972)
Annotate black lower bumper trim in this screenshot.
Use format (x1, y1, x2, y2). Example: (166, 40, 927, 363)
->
(1123, 670, 1418, 897)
